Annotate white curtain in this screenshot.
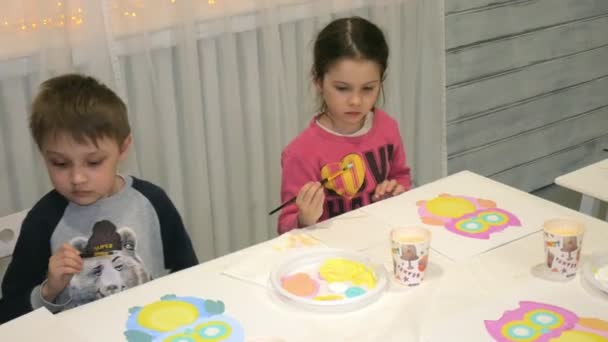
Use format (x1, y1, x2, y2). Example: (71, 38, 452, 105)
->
(0, 0, 446, 261)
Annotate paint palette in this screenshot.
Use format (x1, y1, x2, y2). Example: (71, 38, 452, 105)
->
(582, 252, 608, 294)
(269, 249, 388, 312)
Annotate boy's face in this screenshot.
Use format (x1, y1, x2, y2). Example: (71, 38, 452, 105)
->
(41, 132, 131, 206)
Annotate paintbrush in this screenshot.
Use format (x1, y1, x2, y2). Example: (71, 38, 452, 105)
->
(268, 163, 353, 215)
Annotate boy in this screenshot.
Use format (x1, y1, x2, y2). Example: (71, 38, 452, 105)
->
(0, 74, 198, 323)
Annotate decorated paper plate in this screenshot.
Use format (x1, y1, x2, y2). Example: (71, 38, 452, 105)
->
(124, 295, 244, 342)
(582, 252, 608, 294)
(269, 249, 388, 312)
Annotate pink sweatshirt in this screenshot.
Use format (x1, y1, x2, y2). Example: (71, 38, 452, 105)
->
(278, 109, 411, 234)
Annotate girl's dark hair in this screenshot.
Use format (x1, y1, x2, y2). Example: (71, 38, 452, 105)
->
(312, 17, 389, 111)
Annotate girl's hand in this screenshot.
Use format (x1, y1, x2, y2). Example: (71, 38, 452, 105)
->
(296, 181, 325, 227)
(373, 179, 405, 201)
(42, 243, 83, 302)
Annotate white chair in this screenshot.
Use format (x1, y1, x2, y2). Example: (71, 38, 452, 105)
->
(0, 209, 28, 298)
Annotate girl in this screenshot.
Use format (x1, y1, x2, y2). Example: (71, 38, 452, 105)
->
(278, 17, 411, 234)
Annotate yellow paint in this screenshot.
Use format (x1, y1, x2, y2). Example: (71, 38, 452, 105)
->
(137, 301, 199, 332)
(313, 294, 344, 301)
(550, 330, 608, 342)
(425, 196, 476, 218)
(319, 258, 376, 289)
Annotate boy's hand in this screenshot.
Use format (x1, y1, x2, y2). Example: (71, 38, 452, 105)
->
(296, 182, 325, 227)
(373, 179, 405, 201)
(42, 243, 83, 302)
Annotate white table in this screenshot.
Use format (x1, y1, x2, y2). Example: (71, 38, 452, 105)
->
(555, 158, 608, 220)
(0, 307, 87, 340)
(4, 171, 608, 341)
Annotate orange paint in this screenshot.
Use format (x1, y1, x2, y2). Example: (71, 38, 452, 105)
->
(578, 318, 608, 332)
(281, 273, 319, 297)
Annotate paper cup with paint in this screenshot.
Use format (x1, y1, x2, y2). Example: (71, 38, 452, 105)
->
(390, 226, 431, 286)
(543, 217, 585, 280)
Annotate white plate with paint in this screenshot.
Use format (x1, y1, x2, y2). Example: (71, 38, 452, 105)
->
(582, 252, 608, 294)
(269, 249, 388, 312)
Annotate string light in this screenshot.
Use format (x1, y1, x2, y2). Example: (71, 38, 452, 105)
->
(0, 1, 221, 33)
(0, 11, 83, 32)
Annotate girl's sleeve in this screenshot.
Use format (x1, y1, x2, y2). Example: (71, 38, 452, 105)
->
(277, 149, 318, 234)
(388, 125, 412, 190)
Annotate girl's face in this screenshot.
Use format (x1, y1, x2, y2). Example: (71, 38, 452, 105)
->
(316, 58, 382, 135)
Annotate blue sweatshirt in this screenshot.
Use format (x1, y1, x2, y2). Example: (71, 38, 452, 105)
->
(0, 176, 198, 323)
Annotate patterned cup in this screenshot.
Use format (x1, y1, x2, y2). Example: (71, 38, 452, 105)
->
(543, 218, 585, 280)
(390, 226, 431, 286)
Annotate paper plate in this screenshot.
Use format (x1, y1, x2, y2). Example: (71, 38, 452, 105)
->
(582, 252, 608, 294)
(269, 249, 388, 312)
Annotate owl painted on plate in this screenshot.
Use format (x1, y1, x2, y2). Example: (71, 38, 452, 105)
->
(124, 294, 244, 342)
(484, 301, 608, 341)
(416, 194, 521, 239)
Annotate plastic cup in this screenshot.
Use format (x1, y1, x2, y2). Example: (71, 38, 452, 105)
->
(390, 226, 431, 286)
(543, 217, 585, 280)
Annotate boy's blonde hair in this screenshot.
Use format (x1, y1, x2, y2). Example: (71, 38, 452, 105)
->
(30, 74, 130, 149)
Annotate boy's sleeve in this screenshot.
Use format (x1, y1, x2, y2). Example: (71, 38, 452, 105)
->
(388, 124, 412, 191)
(135, 179, 198, 271)
(277, 149, 319, 234)
(158, 192, 198, 272)
(0, 212, 53, 323)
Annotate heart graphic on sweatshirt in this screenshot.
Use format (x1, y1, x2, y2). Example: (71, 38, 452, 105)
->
(321, 153, 366, 198)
